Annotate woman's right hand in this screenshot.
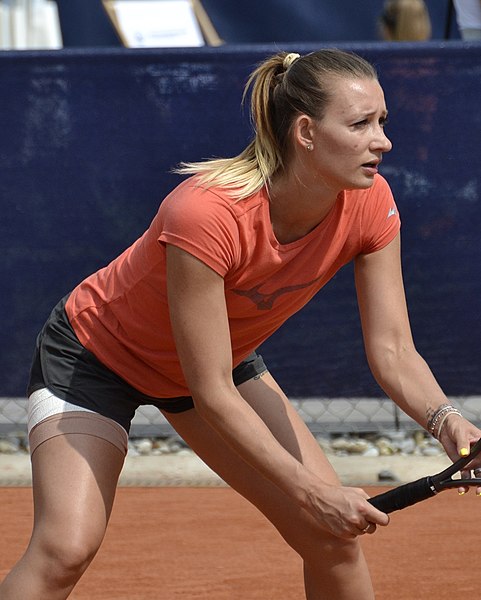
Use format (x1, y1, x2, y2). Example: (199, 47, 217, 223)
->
(305, 483, 390, 539)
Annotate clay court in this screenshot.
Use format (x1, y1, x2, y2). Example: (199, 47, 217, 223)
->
(1, 484, 479, 599)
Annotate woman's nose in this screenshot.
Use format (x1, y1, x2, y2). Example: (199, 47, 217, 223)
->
(373, 128, 392, 153)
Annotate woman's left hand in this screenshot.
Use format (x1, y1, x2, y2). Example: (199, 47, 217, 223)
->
(437, 413, 481, 494)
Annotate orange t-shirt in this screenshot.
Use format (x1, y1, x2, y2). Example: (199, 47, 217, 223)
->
(66, 174, 400, 397)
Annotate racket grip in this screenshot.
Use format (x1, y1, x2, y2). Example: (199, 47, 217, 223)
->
(368, 476, 436, 513)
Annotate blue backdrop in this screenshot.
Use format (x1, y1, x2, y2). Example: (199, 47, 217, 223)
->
(1, 42, 480, 399)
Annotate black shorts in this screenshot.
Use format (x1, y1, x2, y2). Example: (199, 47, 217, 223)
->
(28, 296, 268, 433)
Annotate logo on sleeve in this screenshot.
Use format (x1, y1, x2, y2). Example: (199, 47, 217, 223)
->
(387, 207, 397, 219)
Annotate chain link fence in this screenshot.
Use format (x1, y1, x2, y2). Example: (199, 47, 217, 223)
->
(1, 396, 480, 439)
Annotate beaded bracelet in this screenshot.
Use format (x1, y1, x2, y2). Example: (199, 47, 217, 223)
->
(435, 409, 462, 440)
(427, 404, 462, 438)
(427, 403, 450, 434)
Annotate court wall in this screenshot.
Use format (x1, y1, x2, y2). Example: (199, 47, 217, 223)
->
(1, 42, 480, 432)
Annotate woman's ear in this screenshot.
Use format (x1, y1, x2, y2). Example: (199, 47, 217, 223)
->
(293, 114, 315, 151)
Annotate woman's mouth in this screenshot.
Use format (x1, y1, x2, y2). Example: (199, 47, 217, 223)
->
(361, 162, 379, 175)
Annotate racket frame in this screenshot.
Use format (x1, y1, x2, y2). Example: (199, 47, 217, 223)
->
(369, 438, 481, 513)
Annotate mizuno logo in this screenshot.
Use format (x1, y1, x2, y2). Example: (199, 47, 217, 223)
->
(387, 207, 397, 218)
(232, 277, 322, 310)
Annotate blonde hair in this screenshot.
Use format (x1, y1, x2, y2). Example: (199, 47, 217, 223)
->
(380, 0, 432, 41)
(175, 49, 378, 200)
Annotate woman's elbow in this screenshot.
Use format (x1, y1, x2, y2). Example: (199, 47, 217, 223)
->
(188, 380, 236, 420)
(366, 338, 416, 379)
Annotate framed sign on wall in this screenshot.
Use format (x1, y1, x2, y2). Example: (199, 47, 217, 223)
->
(103, 0, 223, 47)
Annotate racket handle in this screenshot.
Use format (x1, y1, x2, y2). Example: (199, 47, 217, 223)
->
(368, 476, 436, 513)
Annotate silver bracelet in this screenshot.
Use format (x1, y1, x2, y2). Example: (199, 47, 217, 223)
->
(427, 404, 461, 437)
(435, 409, 462, 440)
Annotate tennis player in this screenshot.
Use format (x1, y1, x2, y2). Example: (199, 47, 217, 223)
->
(1, 49, 480, 600)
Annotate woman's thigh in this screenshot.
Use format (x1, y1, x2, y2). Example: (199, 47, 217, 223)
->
(29, 427, 126, 557)
(163, 371, 342, 557)
(237, 371, 339, 482)
(168, 371, 339, 483)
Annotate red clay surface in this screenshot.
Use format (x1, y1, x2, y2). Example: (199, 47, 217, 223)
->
(1, 486, 480, 599)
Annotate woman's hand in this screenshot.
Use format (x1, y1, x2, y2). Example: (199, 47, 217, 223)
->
(305, 483, 390, 539)
(437, 413, 480, 462)
(437, 413, 481, 494)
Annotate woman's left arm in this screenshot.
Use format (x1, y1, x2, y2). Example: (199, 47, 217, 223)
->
(354, 232, 480, 462)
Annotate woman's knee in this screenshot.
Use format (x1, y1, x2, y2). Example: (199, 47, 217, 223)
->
(279, 509, 363, 567)
(31, 526, 104, 585)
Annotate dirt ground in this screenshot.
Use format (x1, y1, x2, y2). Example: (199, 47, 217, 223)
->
(1, 486, 480, 599)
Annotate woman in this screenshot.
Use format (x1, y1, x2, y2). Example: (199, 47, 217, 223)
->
(1, 49, 479, 599)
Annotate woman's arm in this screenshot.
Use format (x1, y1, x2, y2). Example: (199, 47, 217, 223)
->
(166, 244, 388, 534)
(166, 245, 314, 497)
(354, 233, 480, 461)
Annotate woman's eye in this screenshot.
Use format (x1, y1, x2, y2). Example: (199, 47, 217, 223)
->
(352, 117, 388, 129)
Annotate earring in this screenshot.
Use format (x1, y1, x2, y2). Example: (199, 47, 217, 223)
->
(306, 143, 313, 151)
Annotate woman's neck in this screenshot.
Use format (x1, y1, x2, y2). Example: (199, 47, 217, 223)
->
(268, 173, 340, 244)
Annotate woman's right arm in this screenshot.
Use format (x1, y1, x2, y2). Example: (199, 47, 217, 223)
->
(165, 244, 389, 537)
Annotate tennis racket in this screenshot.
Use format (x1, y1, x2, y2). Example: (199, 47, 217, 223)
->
(368, 437, 481, 514)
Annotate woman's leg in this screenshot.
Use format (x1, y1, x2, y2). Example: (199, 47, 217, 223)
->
(0, 424, 125, 600)
(164, 371, 374, 600)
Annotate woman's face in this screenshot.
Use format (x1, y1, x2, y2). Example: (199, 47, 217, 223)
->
(308, 76, 392, 193)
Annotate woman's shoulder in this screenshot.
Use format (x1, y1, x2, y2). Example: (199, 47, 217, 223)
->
(163, 176, 266, 215)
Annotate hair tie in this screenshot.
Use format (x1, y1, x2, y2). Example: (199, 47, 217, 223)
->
(283, 52, 301, 71)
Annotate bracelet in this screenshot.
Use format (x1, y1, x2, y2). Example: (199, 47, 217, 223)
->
(428, 406, 461, 437)
(435, 409, 462, 440)
(426, 403, 450, 434)
(427, 404, 462, 437)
